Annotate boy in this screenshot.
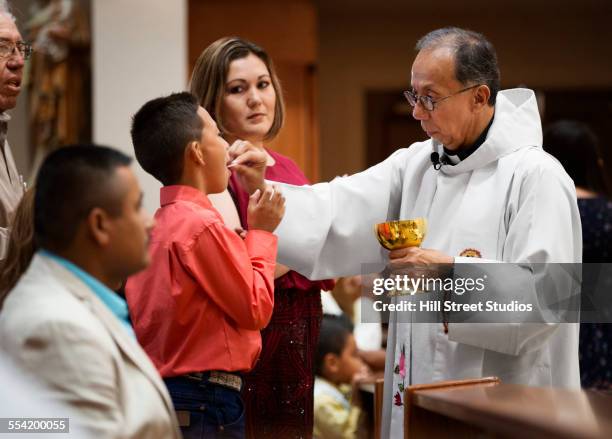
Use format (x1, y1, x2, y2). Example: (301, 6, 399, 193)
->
(314, 315, 370, 439)
(126, 92, 284, 438)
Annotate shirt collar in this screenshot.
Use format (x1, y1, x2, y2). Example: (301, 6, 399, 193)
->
(314, 377, 351, 410)
(160, 185, 212, 209)
(0, 112, 9, 138)
(39, 250, 134, 336)
(443, 113, 495, 163)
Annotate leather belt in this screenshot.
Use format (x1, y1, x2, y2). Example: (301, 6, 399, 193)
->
(185, 371, 242, 392)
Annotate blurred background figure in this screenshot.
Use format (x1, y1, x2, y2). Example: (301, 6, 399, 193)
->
(544, 119, 612, 389)
(0, 186, 34, 303)
(0, 1, 27, 260)
(324, 276, 386, 372)
(190, 36, 334, 438)
(313, 315, 370, 439)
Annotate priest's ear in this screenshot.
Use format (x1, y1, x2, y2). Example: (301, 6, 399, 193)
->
(472, 85, 491, 111)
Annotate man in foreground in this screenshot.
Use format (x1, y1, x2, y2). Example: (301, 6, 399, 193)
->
(0, 145, 180, 438)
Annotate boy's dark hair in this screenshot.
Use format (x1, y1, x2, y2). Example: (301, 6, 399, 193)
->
(131, 92, 204, 185)
(314, 314, 354, 376)
(34, 145, 132, 251)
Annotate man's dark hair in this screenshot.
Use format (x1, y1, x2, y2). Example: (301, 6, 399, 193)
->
(34, 145, 132, 251)
(314, 315, 353, 376)
(131, 92, 204, 186)
(417, 27, 500, 106)
(544, 120, 608, 195)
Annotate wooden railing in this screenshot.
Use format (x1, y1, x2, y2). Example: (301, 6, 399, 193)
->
(372, 376, 612, 438)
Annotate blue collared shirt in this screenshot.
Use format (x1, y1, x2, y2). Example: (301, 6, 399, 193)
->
(40, 250, 135, 338)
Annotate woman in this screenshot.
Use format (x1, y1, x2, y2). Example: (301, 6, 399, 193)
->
(544, 120, 612, 389)
(190, 37, 334, 438)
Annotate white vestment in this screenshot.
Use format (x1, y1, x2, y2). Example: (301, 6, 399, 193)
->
(271, 89, 582, 438)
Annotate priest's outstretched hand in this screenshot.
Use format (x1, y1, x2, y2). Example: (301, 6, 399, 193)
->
(228, 140, 267, 195)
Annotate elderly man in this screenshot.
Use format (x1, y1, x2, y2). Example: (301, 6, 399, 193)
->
(0, 1, 27, 259)
(231, 27, 582, 437)
(0, 145, 181, 438)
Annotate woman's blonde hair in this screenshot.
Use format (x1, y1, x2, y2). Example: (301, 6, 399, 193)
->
(189, 37, 285, 141)
(0, 188, 36, 308)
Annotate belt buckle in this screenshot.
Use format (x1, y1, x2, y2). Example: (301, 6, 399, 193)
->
(208, 371, 242, 391)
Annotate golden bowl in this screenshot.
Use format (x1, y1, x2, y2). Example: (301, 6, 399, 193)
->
(374, 218, 427, 250)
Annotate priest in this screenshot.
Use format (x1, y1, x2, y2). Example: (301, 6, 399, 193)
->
(230, 27, 582, 438)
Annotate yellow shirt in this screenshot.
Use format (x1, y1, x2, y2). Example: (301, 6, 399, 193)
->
(313, 377, 362, 439)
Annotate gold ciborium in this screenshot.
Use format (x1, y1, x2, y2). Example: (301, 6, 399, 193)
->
(374, 218, 427, 251)
(374, 218, 428, 296)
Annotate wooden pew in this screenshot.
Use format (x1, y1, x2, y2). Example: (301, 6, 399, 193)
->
(373, 378, 384, 439)
(403, 377, 612, 439)
(404, 377, 500, 438)
(374, 377, 499, 438)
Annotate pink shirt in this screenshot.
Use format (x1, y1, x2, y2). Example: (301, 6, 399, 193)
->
(126, 185, 276, 376)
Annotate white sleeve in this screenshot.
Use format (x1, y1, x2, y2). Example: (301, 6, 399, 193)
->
(273, 149, 411, 280)
(449, 157, 582, 355)
(353, 297, 383, 351)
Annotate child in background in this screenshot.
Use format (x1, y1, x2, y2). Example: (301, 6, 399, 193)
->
(126, 92, 284, 438)
(314, 315, 370, 439)
(324, 276, 386, 372)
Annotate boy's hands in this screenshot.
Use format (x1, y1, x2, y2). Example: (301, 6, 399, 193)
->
(228, 140, 267, 195)
(350, 366, 372, 408)
(247, 185, 285, 233)
(229, 140, 285, 233)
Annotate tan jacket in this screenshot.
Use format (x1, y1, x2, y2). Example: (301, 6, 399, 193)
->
(0, 113, 25, 259)
(0, 254, 181, 438)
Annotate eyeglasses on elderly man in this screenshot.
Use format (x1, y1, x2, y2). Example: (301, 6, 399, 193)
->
(0, 39, 32, 60)
(403, 84, 482, 111)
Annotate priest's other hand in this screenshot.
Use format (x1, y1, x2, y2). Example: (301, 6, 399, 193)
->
(228, 140, 267, 195)
(389, 247, 454, 270)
